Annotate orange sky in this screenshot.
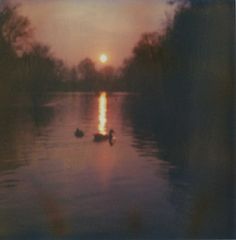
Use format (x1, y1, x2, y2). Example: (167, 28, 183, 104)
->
(16, 0, 176, 68)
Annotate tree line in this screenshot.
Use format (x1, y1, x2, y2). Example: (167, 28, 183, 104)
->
(123, 1, 234, 237)
(0, 2, 121, 106)
(0, 0, 234, 105)
(124, 2, 234, 237)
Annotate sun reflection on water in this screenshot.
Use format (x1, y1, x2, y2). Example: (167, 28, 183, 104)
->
(98, 92, 107, 134)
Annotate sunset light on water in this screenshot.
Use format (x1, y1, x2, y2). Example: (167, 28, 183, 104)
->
(98, 92, 107, 134)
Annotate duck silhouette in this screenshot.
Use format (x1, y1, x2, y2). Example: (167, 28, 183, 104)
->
(93, 129, 114, 143)
(74, 128, 84, 138)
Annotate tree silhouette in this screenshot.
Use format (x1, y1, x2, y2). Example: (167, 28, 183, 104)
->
(0, 3, 32, 104)
(0, 2, 67, 105)
(76, 58, 98, 90)
(122, 1, 234, 237)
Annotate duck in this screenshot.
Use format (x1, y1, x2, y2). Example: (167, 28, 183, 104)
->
(94, 129, 114, 142)
(74, 128, 84, 138)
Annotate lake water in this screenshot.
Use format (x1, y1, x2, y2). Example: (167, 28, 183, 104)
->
(0, 92, 233, 239)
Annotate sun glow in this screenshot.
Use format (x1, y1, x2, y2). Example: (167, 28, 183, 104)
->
(99, 54, 108, 63)
(98, 92, 107, 134)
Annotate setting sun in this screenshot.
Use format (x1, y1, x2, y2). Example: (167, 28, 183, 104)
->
(99, 54, 108, 63)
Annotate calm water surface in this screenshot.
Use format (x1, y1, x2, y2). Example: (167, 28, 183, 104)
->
(0, 92, 193, 239)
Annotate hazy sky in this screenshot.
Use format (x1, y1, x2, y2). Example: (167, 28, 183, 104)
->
(15, 0, 176, 67)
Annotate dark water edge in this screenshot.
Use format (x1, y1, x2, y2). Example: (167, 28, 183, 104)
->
(122, 92, 235, 238)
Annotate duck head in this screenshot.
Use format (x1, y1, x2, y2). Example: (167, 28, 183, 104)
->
(109, 129, 114, 136)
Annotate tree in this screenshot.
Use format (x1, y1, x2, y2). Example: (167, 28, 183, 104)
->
(0, 3, 33, 104)
(2, 6, 33, 55)
(0, 3, 67, 104)
(98, 66, 117, 90)
(121, 1, 234, 236)
(77, 58, 97, 81)
(77, 58, 98, 90)
(121, 32, 162, 92)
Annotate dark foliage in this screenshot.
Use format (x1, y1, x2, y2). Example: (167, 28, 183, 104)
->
(122, 0, 234, 237)
(0, 3, 65, 106)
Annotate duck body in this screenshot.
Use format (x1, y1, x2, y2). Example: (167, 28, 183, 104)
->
(93, 129, 114, 143)
(93, 133, 109, 142)
(75, 128, 84, 138)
